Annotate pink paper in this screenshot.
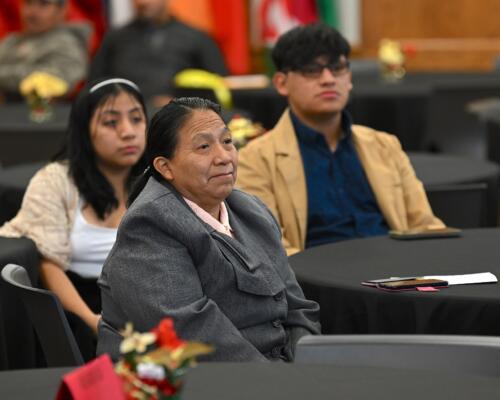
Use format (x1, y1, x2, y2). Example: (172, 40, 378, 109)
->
(416, 286, 440, 292)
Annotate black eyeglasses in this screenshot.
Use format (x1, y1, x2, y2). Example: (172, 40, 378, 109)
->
(291, 60, 351, 78)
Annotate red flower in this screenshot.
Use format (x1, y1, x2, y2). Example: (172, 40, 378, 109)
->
(151, 318, 185, 350)
(402, 43, 417, 57)
(158, 379, 178, 396)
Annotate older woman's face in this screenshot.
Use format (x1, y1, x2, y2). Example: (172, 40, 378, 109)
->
(162, 109, 238, 210)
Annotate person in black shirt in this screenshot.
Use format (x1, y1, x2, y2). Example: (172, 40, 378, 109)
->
(89, 0, 228, 105)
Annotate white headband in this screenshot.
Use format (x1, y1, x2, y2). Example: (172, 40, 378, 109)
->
(89, 78, 140, 94)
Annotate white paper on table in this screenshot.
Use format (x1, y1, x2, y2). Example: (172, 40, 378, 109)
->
(423, 272, 498, 286)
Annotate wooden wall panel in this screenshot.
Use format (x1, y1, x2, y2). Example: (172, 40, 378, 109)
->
(356, 0, 500, 71)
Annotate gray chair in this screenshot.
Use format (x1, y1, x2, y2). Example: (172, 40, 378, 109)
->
(1, 264, 84, 367)
(295, 334, 500, 377)
(349, 59, 380, 79)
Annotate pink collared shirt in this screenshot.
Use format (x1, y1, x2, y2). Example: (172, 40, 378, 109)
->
(183, 197, 233, 238)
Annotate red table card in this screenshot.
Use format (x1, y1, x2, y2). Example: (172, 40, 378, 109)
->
(56, 354, 125, 400)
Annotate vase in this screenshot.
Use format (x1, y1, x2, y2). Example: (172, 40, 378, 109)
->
(381, 63, 406, 82)
(28, 97, 53, 123)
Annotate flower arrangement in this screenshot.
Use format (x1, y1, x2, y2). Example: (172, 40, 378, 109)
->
(174, 69, 232, 109)
(115, 318, 213, 400)
(19, 71, 68, 122)
(228, 115, 266, 149)
(378, 39, 406, 82)
(378, 39, 417, 82)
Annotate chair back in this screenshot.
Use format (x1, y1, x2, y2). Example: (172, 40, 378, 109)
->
(295, 334, 500, 377)
(350, 59, 380, 79)
(425, 83, 500, 158)
(425, 183, 488, 228)
(1, 264, 84, 367)
(486, 118, 500, 165)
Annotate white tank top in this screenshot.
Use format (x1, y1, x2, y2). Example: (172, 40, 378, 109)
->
(69, 200, 117, 278)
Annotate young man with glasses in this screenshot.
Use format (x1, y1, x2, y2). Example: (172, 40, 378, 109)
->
(237, 23, 443, 255)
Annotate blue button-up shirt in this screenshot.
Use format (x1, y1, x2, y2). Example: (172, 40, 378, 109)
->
(291, 111, 389, 248)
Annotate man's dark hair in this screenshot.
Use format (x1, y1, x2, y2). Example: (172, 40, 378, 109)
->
(271, 23, 351, 72)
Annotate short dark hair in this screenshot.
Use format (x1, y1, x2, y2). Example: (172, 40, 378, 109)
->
(128, 97, 222, 205)
(54, 78, 148, 220)
(271, 23, 351, 72)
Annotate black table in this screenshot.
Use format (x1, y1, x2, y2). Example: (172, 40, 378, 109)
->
(0, 367, 72, 400)
(0, 104, 70, 167)
(289, 228, 500, 336)
(2, 72, 499, 167)
(1, 363, 499, 400)
(0, 237, 40, 370)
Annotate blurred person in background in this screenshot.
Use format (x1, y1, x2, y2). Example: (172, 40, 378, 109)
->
(89, 0, 228, 106)
(0, 78, 147, 360)
(237, 23, 444, 256)
(0, 0, 90, 100)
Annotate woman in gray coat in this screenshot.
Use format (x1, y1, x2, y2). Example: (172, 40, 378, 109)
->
(97, 97, 320, 361)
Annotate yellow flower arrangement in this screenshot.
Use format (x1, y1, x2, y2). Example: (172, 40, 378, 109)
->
(378, 39, 406, 81)
(19, 71, 68, 122)
(228, 115, 265, 149)
(174, 69, 232, 109)
(20, 71, 68, 99)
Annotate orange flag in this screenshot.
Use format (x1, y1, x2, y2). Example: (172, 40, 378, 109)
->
(210, 0, 250, 75)
(169, 0, 215, 34)
(168, 0, 251, 75)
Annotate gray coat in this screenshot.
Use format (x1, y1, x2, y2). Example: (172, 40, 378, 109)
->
(97, 177, 320, 361)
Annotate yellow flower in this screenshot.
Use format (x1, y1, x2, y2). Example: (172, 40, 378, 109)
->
(174, 69, 232, 109)
(115, 319, 214, 399)
(19, 71, 68, 99)
(228, 116, 265, 148)
(119, 323, 157, 354)
(378, 39, 405, 66)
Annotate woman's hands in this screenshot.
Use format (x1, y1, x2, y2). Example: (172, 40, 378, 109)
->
(83, 312, 101, 335)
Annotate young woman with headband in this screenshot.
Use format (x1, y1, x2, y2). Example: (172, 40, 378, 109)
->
(0, 78, 147, 360)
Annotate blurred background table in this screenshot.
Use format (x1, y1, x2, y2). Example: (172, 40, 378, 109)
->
(0, 104, 70, 168)
(232, 71, 500, 156)
(289, 228, 500, 336)
(2, 72, 499, 168)
(408, 152, 500, 227)
(350, 71, 500, 154)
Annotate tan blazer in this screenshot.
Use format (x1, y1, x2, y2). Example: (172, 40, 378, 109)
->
(237, 110, 444, 255)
